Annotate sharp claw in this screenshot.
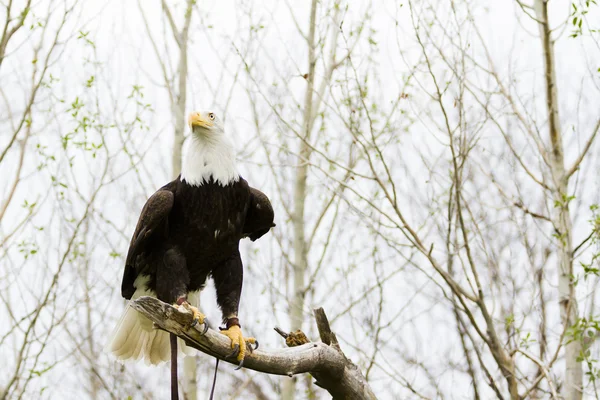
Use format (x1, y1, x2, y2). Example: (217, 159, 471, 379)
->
(246, 340, 258, 354)
(227, 344, 240, 359)
(190, 319, 198, 328)
(235, 358, 244, 370)
(202, 321, 209, 335)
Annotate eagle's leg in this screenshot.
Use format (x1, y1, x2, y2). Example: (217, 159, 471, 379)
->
(158, 248, 208, 334)
(212, 252, 257, 369)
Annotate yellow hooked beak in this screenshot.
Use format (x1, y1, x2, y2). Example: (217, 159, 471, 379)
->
(188, 112, 214, 129)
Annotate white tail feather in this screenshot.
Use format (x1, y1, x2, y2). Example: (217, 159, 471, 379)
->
(105, 277, 200, 365)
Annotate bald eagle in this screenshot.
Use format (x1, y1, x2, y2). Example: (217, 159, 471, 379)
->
(107, 110, 275, 367)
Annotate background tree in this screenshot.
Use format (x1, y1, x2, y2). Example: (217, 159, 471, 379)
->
(1, 0, 600, 399)
(138, 1, 199, 398)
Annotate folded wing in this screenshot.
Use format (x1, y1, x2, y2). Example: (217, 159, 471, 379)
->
(121, 184, 175, 299)
(243, 187, 275, 241)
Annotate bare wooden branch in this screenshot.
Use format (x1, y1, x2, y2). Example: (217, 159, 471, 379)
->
(160, 0, 182, 47)
(0, 0, 32, 69)
(516, 349, 558, 399)
(566, 117, 600, 179)
(131, 296, 377, 400)
(314, 307, 334, 346)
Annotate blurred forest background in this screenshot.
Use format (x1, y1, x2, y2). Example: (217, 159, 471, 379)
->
(1, 0, 600, 398)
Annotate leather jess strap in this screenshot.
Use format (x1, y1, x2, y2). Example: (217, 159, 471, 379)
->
(224, 317, 240, 329)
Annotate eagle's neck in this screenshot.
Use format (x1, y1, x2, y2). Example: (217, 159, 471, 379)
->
(180, 134, 239, 187)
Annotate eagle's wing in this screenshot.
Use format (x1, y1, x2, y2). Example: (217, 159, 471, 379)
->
(243, 187, 275, 241)
(121, 182, 176, 299)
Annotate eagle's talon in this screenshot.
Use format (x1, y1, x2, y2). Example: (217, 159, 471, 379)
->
(176, 301, 206, 330)
(245, 339, 258, 354)
(227, 344, 240, 359)
(234, 358, 244, 371)
(201, 320, 209, 335)
(245, 336, 258, 353)
(220, 325, 255, 363)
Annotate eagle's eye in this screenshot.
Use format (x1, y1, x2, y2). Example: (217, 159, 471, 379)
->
(209, 113, 215, 120)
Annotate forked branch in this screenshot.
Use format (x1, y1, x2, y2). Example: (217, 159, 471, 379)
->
(131, 297, 377, 399)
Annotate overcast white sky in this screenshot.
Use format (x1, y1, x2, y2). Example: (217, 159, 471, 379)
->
(1, 0, 600, 398)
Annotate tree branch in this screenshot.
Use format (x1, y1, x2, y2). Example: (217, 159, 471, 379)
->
(566, 117, 600, 179)
(130, 297, 378, 400)
(516, 349, 558, 399)
(160, 0, 181, 47)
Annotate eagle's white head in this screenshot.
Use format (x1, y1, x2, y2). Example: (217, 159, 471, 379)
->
(181, 110, 239, 187)
(187, 110, 224, 134)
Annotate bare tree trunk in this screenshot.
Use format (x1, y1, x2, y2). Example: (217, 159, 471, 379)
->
(169, 0, 193, 178)
(176, 4, 196, 397)
(534, 1, 582, 398)
(283, 1, 318, 399)
(158, 0, 197, 396)
(182, 356, 198, 400)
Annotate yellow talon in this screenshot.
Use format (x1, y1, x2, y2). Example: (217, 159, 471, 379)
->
(220, 325, 255, 361)
(176, 302, 206, 326)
